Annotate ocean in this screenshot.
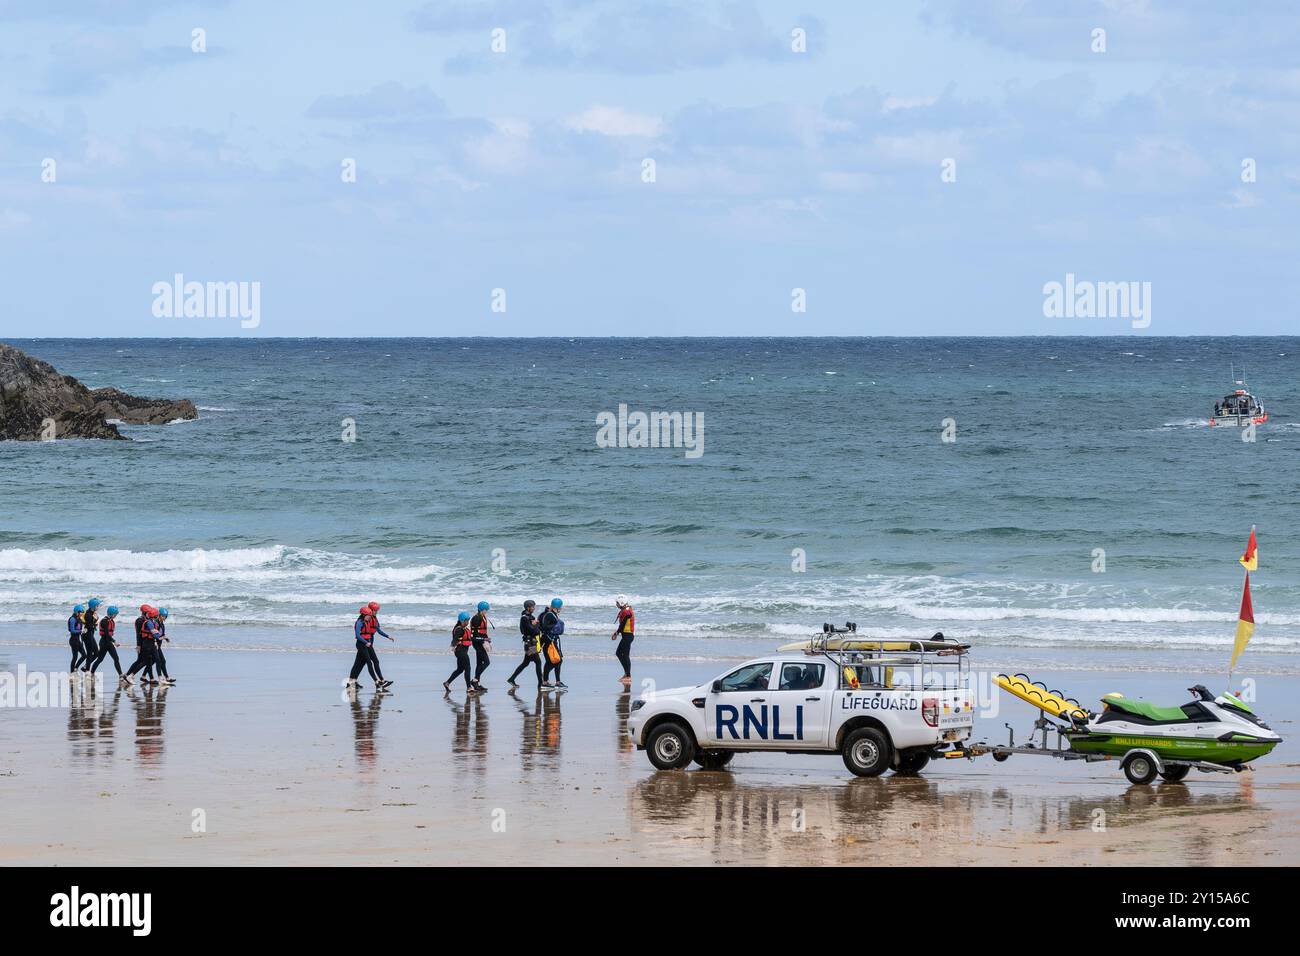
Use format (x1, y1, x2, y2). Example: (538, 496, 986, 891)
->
(3, 337, 1298, 673)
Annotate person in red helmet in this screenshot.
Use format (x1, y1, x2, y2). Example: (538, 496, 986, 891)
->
(124, 605, 160, 685)
(347, 603, 393, 689)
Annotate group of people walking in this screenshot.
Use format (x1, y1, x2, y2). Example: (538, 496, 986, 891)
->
(66, 600, 175, 685)
(342, 596, 636, 692)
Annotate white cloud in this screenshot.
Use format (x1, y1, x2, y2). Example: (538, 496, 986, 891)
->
(565, 105, 663, 138)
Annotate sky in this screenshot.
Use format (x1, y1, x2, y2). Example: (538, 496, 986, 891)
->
(1, 0, 1297, 337)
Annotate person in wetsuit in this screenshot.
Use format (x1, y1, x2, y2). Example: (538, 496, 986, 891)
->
(152, 607, 175, 684)
(347, 605, 392, 689)
(469, 601, 492, 689)
(67, 604, 87, 672)
(125, 605, 160, 684)
(444, 612, 475, 692)
(508, 600, 543, 687)
(80, 599, 102, 672)
(539, 598, 566, 688)
(90, 606, 123, 678)
(611, 595, 635, 685)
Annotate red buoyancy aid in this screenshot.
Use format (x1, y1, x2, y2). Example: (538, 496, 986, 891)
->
(359, 612, 379, 640)
(99, 618, 115, 639)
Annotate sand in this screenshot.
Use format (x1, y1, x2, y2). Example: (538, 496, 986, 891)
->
(1, 643, 1297, 866)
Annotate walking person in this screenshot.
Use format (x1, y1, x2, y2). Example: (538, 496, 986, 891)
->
(469, 601, 493, 690)
(611, 595, 635, 686)
(152, 608, 175, 686)
(89, 606, 124, 679)
(507, 600, 544, 687)
(124, 605, 160, 685)
(443, 612, 475, 692)
(80, 599, 102, 672)
(347, 604, 392, 690)
(539, 598, 566, 688)
(67, 604, 87, 673)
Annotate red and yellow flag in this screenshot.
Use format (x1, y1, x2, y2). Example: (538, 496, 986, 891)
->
(1240, 526, 1258, 571)
(1231, 573, 1255, 671)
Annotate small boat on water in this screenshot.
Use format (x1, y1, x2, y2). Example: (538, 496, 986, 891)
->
(1210, 368, 1267, 427)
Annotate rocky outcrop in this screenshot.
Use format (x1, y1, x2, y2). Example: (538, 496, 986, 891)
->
(0, 342, 197, 441)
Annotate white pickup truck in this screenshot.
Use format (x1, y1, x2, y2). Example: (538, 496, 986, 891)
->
(626, 647, 975, 776)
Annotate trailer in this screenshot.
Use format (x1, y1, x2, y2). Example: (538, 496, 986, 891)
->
(951, 673, 1273, 784)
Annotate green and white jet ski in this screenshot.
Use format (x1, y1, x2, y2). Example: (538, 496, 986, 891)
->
(1064, 685, 1281, 769)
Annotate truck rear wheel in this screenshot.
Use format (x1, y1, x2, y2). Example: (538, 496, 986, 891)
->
(841, 727, 891, 777)
(646, 721, 695, 770)
(693, 750, 734, 770)
(894, 750, 931, 775)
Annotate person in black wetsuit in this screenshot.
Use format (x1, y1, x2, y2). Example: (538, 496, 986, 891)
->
(90, 606, 124, 679)
(153, 607, 175, 684)
(469, 601, 492, 690)
(67, 604, 87, 672)
(124, 605, 160, 684)
(539, 598, 566, 688)
(347, 605, 392, 689)
(508, 600, 543, 687)
(444, 613, 475, 692)
(611, 595, 635, 686)
(80, 599, 102, 672)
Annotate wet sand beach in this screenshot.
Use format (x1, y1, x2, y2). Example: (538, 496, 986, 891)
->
(1, 644, 1297, 866)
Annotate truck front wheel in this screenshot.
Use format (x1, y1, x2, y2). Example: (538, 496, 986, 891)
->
(646, 721, 696, 770)
(841, 727, 892, 777)
(694, 750, 734, 770)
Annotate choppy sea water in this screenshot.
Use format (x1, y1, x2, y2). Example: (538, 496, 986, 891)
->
(2, 337, 1297, 672)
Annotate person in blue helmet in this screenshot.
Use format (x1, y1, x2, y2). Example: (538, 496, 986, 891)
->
(539, 598, 566, 688)
(90, 606, 123, 678)
(153, 607, 175, 685)
(469, 600, 493, 690)
(80, 599, 102, 672)
(67, 604, 87, 673)
(443, 612, 475, 692)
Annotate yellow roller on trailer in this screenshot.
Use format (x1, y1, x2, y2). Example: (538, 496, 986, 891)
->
(994, 673, 1089, 722)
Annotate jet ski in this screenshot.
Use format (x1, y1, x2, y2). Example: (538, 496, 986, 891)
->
(1063, 685, 1281, 768)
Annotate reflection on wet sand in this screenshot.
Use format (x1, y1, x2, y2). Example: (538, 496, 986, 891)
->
(127, 682, 168, 768)
(445, 691, 490, 768)
(614, 689, 632, 755)
(65, 678, 125, 764)
(348, 688, 386, 767)
(509, 687, 561, 772)
(630, 770, 1272, 865)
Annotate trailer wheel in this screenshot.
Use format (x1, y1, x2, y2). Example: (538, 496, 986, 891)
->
(646, 721, 695, 770)
(1123, 753, 1158, 785)
(842, 727, 892, 777)
(992, 752, 1010, 763)
(1159, 765, 1190, 783)
(894, 751, 930, 775)
(693, 750, 734, 770)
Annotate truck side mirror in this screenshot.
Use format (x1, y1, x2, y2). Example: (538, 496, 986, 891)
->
(711, 680, 722, 694)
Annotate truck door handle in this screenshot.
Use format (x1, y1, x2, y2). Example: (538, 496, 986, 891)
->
(805, 696, 821, 702)
(749, 697, 766, 703)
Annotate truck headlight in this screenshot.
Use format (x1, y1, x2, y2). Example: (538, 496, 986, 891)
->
(630, 699, 646, 712)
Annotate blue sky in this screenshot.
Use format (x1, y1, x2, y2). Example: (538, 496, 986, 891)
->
(1, 0, 1297, 336)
